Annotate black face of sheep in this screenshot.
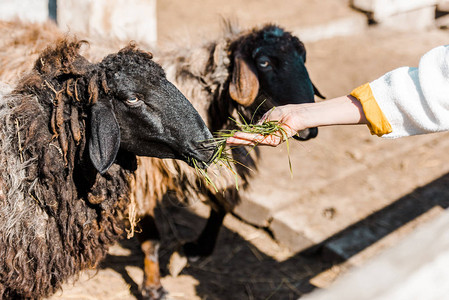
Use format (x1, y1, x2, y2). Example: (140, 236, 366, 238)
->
(90, 47, 215, 173)
(229, 25, 324, 140)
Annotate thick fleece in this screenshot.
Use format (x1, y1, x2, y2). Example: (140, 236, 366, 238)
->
(0, 82, 130, 299)
(351, 45, 449, 138)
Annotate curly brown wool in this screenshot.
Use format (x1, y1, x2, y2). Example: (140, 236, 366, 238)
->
(0, 39, 131, 300)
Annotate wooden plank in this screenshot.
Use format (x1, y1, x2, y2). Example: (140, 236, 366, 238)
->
(0, 0, 48, 22)
(302, 208, 449, 300)
(57, 0, 157, 47)
(352, 0, 438, 20)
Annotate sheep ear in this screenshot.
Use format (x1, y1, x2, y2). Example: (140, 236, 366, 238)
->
(229, 54, 259, 107)
(88, 100, 120, 174)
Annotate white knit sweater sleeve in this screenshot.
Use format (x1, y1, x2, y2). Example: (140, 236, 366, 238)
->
(369, 45, 449, 139)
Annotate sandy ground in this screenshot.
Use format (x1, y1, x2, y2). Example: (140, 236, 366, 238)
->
(41, 1, 449, 299)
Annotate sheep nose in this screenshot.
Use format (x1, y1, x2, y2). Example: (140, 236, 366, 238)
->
(194, 140, 217, 167)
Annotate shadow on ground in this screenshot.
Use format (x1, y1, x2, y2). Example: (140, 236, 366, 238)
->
(100, 172, 449, 300)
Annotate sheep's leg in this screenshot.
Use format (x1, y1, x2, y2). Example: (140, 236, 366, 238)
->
(183, 205, 226, 258)
(137, 215, 168, 300)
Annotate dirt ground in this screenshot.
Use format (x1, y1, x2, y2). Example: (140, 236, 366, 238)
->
(47, 1, 449, 300)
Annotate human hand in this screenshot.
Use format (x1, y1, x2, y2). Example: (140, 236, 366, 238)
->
(226, 105, 307, 147)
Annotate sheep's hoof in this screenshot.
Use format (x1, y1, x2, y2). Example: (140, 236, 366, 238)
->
(182, 241, 213, 261)
(140, 285, 168, 300)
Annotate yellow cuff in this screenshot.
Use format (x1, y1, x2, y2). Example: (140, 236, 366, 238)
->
(350, 83, 392, 136)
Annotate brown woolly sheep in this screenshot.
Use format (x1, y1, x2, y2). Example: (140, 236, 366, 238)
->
(0, 38, 214, 299)
(0, 20, 323, 300)
(131, 22, 324, 299)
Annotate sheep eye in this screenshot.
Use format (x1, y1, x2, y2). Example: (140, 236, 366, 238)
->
(259, 61, 269, 68)
(126, 96, 139, 105)
(257, 56, 271, 69)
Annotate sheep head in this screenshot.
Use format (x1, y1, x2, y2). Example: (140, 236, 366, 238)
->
(87, 44, 215, 173)
(229, 25, 324, 140)
(18, 39, 215, 175)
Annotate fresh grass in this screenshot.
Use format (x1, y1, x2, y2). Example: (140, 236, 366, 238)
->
(191, 116, 294, 192)
(190, 139, 241, 192)
(220, 117, 293, 177)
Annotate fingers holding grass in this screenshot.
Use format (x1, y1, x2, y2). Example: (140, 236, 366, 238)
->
(221, 119, 294, 176)
(193, 117, 298, 191)
(226, 121, 296, 147)
(227, 132, 283, 146)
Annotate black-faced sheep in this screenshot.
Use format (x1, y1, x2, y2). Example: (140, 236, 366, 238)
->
(0, 20, 323, 300)
(132, 23, 324, 299)
(0, 38, 214, 299)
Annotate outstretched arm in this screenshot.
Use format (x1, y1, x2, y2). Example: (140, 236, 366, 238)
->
(226, 95, 368, 146)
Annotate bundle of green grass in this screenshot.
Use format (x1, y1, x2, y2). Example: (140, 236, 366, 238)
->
(191, 118, 293, 191)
